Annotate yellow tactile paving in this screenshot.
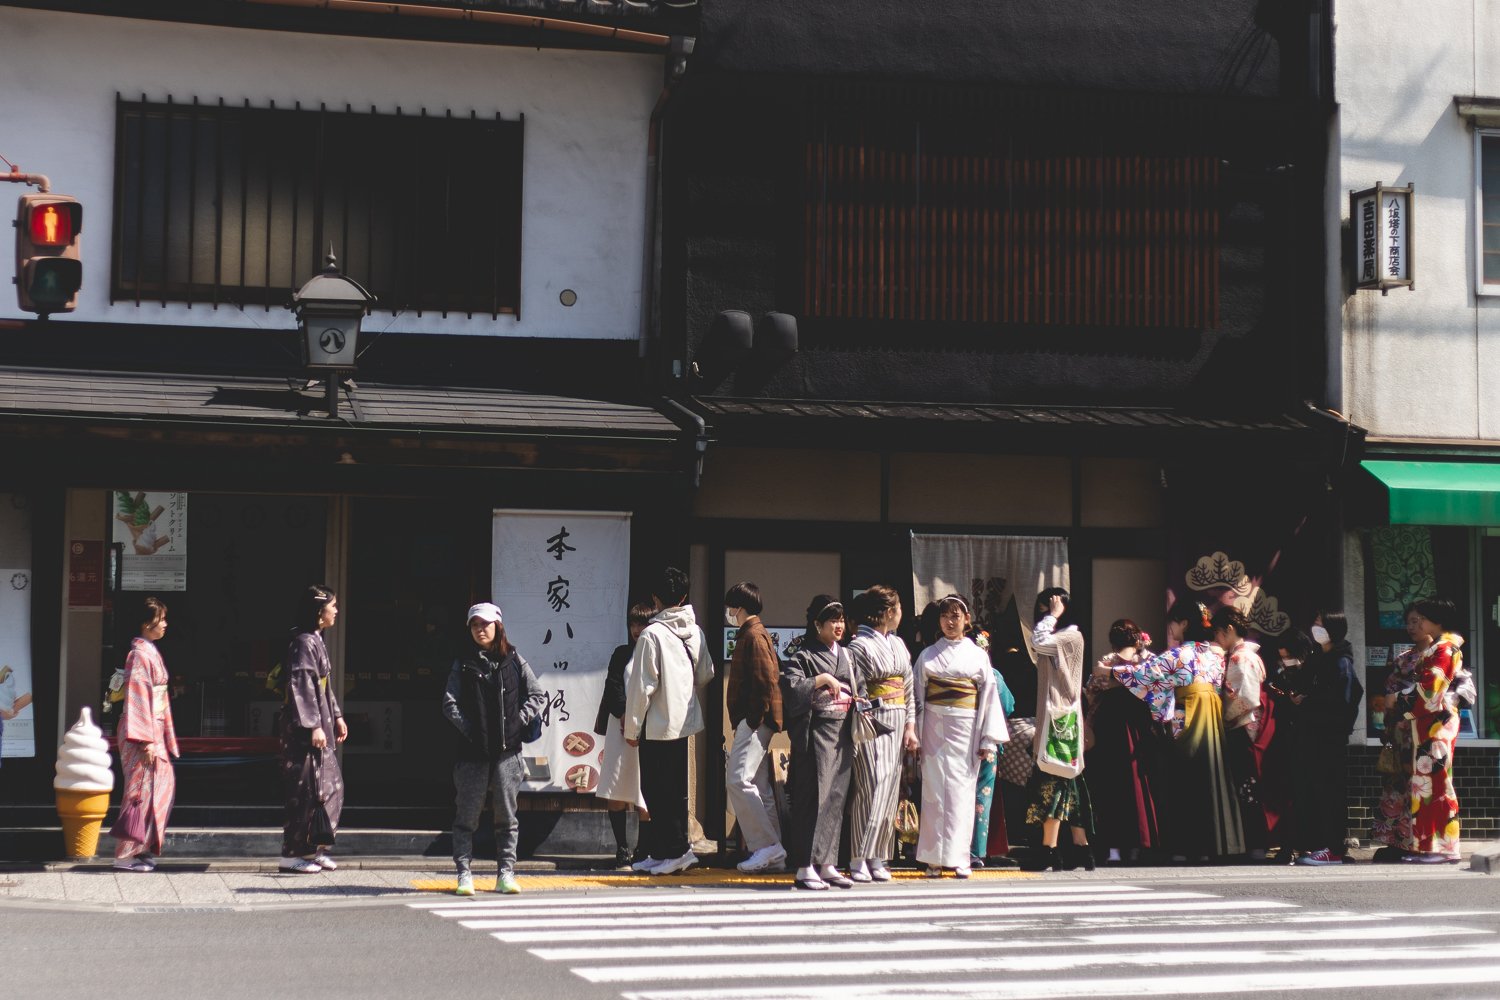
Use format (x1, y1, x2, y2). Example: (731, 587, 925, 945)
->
(411, 867, 1036, 893)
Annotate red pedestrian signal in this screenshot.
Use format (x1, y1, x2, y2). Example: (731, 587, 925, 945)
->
(14, 194, 82, 314)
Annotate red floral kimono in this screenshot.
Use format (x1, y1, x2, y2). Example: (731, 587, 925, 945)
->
(114, 637, 179, 858)
(1401, 635, 1463, 857)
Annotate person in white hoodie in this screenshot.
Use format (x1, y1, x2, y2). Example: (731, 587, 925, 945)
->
(623, 566, 716, 874)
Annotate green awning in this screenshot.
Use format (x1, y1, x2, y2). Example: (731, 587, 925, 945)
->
(1361, 460, 1500, 525)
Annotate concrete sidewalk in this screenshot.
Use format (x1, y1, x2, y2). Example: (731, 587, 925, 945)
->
(2, 843, 1494, 910)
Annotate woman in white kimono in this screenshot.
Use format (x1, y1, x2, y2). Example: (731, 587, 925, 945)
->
(914, 595, 1007, 878)
(845, 584, 918, 883)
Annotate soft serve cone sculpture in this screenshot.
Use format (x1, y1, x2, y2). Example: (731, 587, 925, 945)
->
(54, 707, 115, 858)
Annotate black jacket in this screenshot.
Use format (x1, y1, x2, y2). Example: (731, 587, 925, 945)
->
(1296, 640, 1364, 739)
(442, 647, 545, 761)
(593, 643, 632, 736)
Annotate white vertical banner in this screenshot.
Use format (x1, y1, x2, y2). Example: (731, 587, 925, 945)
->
(492, 509, 630, 793)
(0, 493, 33, 760)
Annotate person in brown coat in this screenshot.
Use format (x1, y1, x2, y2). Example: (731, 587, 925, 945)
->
(724, 581, 786, 872)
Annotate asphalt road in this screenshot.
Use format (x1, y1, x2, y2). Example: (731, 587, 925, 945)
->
(5, 866, 1497, 1000)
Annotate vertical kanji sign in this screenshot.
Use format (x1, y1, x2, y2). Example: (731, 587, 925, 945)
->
(491, 510, 630, 792)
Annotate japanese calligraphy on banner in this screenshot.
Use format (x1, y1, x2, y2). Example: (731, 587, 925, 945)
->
(112, 491, 188, 591)
(492, 509, 630, 793)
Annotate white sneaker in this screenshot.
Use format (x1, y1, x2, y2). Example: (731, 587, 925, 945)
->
(631, 857, 661, 873)
(278, 857, 322, 874)
(650, 851, 698, 875)
(313, 853, 338, 872)
(736, 845, 787, 873)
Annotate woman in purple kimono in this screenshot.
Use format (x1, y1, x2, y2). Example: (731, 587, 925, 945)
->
(279, 584, 346, 873)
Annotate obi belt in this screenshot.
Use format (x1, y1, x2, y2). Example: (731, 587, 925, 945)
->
(867, 677, 906, 704)
(925, 676, 978, 709)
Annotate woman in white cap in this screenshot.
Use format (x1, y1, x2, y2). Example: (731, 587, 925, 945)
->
(442, 601, 546, 896)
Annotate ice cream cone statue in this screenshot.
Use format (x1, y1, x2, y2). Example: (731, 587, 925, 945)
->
(54, 707, 115, 858)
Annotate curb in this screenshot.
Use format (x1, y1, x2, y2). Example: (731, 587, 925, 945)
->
(1470, 846, 1499, 874)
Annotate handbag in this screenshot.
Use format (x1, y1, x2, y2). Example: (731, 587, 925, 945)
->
(894, 797, 920, 844)
(848, 644, 896, 747)
(1037, 707, 1083, 778)
(1375, 744, 1401, 776)
(307, 747, 337, 847)
(109, 796, 149, 844)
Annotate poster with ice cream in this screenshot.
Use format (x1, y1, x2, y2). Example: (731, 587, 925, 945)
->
(112, 491, 188, 591)
(0, 567, 34, 759)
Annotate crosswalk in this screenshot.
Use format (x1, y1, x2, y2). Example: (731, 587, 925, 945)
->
(409, 877, 1500, 999)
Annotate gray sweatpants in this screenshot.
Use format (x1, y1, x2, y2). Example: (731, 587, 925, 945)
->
(453, 753, 525, 874)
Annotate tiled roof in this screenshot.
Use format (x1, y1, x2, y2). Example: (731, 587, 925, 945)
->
(0, 366, 680, 440)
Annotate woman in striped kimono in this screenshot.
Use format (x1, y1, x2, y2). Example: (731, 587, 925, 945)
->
(781, 595, 855, 889)
(845, 584, 917, 883)
(112, 596, 179, 872)
(1112, 598, 1244, 861)
(914, 595, 1007, 878)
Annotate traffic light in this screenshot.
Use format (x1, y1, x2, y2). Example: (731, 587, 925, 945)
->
(14, 194, 82, 315)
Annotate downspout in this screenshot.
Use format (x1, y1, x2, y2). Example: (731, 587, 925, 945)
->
(645, 37, 702, 486)
(660, 395, 708, 489)
(640, 35, 694, 366)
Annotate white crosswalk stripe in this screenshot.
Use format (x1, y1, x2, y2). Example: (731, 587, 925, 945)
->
(408, 878, 1500, 999)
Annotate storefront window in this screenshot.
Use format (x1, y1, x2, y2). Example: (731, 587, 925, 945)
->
(1364, 526, 1491, 741)
(342, 498, 489, 809)
(109, 493, 328, 803)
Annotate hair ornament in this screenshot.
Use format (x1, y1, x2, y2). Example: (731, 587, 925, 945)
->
(1197, 602, 1212, 629)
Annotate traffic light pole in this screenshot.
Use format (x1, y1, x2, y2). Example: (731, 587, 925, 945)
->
(1, 170, 51, 193)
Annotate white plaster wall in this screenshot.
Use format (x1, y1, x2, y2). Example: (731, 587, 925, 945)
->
(0, 8, 660, 339)
(1335, 0, 1500, 439)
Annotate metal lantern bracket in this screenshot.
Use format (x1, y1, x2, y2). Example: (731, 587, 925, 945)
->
(289, 248, 376, 419)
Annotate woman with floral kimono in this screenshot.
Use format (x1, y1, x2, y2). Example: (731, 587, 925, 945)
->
(845, 584, 918, 883)
(278, 584, 347, 874)
(1085, 619, 1163, 864)
(1212, 606, 1274, 860)
(914, 595, 1008, 878)
(111, 596, 179, 871)
(1374, 597, 1464, 863)
(1112, 598, 1243, 860)
(970, 625, 1016, 869)
(1025, 589, 1094, 872)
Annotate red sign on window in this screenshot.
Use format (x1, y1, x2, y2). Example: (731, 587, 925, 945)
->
(67, 540, 103, 609)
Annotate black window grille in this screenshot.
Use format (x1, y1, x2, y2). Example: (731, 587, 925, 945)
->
(112, 96, 523, 317)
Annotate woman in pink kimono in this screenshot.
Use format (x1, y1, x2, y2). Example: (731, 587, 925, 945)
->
(112, 596, 179, 872)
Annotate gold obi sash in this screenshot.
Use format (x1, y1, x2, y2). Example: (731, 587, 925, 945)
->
(867, 677, 905, 703)
(925, 676, 978, 709)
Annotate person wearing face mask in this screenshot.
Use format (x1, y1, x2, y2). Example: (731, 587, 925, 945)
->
(1290, 611, 1362, 866)
(723, 581, 787, 874)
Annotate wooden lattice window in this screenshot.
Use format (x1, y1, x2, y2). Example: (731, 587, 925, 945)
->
(113, 97, 523, 317)
(802, 126, 1220, 329)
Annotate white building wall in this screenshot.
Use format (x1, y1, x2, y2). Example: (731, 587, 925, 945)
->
(1335, 0, 1500, 440)
(0, 8, 660, 340)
